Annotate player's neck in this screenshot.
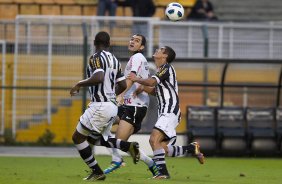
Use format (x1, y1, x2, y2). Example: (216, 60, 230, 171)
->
(95, 46, 108, 52)
(131, 50, 143, 56)
(156, 60, 167, 68)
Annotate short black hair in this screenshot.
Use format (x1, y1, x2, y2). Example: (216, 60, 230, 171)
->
(94, 31, 110, 47)
(135, 34, 146, 47)
(164, 46, 176, 63)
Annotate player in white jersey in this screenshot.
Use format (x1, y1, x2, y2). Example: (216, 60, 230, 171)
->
(122, 51, 149, 108)
(104, 34, 159, 177)
(70, 31, 140, 181)
(128, 46, 205, 179)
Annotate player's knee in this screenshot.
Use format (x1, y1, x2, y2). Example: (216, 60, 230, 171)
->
(102, 137, 112, 147)
(72, 132, 78, 144)
(113, 116, 120, 125)
(87, 136, 95, 145)
(72, 130, 84, 144)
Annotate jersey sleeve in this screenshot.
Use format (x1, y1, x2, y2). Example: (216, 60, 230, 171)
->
(152, 64, 170, 84)
(89, 54, 104, 74)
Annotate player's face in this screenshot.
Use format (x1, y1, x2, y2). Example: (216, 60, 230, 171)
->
(153, 47, 166, 58)
(128, 35, 144, 53)
(153, 47, 167, 66)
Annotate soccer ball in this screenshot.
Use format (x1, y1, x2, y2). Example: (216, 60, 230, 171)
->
(165, 2, 185, 21)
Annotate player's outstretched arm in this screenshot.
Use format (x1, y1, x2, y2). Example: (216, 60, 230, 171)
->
(127, 73, 157, 87)
(143, 86, 156, 96)
(133, 85, 156, 97)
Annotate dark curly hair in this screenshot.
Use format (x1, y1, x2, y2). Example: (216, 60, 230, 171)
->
(94, 31, 110, 48)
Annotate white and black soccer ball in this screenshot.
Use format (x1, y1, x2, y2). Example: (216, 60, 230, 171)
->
(165, 2, 184, 21)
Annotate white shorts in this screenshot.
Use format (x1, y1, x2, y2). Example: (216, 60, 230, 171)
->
(76, 102, 118, 141)
(154, 113, 180, 140)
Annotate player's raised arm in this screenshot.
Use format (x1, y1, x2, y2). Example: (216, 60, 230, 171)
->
(115, 79, 127, 96)
(70, 53, 106, 96)
(70, 71, 104, 96)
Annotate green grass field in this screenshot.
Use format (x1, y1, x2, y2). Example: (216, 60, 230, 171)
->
(0, 156, 281, 184)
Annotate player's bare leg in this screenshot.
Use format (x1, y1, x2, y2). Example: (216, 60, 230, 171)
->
(105, 120, 158, 176)
(104, 120, 134, 174)
(117, 120, 159, 176)
(115, 120, 135, 140)
(104, 116, 126, 174)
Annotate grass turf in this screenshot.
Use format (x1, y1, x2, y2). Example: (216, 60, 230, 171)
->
(0, 156, 281, 184)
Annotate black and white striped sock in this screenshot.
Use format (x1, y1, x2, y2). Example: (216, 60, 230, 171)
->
(153, 148, 169, 176)
(100, 138, 130, 152)
(167, 145, 184, 157)
(75, 141, 103, 174)
(167, 144, 195, 157)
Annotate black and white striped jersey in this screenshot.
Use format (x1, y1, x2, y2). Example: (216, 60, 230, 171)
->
(86, 50, 125, 102)
(152, 63, 180, 116)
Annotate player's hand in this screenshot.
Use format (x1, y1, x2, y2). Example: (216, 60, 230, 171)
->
(116, 94, 124, 105)
(70, 84, 80, 96)
(127, 73, 138, 82)
(133, 85, 144, 98)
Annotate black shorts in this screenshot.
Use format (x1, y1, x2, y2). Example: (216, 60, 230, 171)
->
(118, 105, 147, 134)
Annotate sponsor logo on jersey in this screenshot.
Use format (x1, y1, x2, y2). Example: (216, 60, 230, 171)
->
(158, 68, 168, 77)
(124, 98, 132, 104)
(95, 57, 101, 68)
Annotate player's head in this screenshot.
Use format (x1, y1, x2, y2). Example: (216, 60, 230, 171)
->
(163, 46, 176, 63)
(128, 34, 146, 54)
(153, 46, 176, 64)
(94, 31, 110, 48)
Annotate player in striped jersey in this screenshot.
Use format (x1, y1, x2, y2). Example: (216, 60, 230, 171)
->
(104, 34, 159, 176)
(128, 46, 205, 179)
(70, 31, 140, 181)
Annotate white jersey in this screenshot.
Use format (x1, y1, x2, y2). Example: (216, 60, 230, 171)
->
(124, 53, 149, 107)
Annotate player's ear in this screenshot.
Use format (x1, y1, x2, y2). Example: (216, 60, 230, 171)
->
(139, 45, 145, 51)
(163, 53, 168, 61)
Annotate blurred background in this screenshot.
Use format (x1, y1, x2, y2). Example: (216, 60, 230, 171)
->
(0, 0, 282, 157)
